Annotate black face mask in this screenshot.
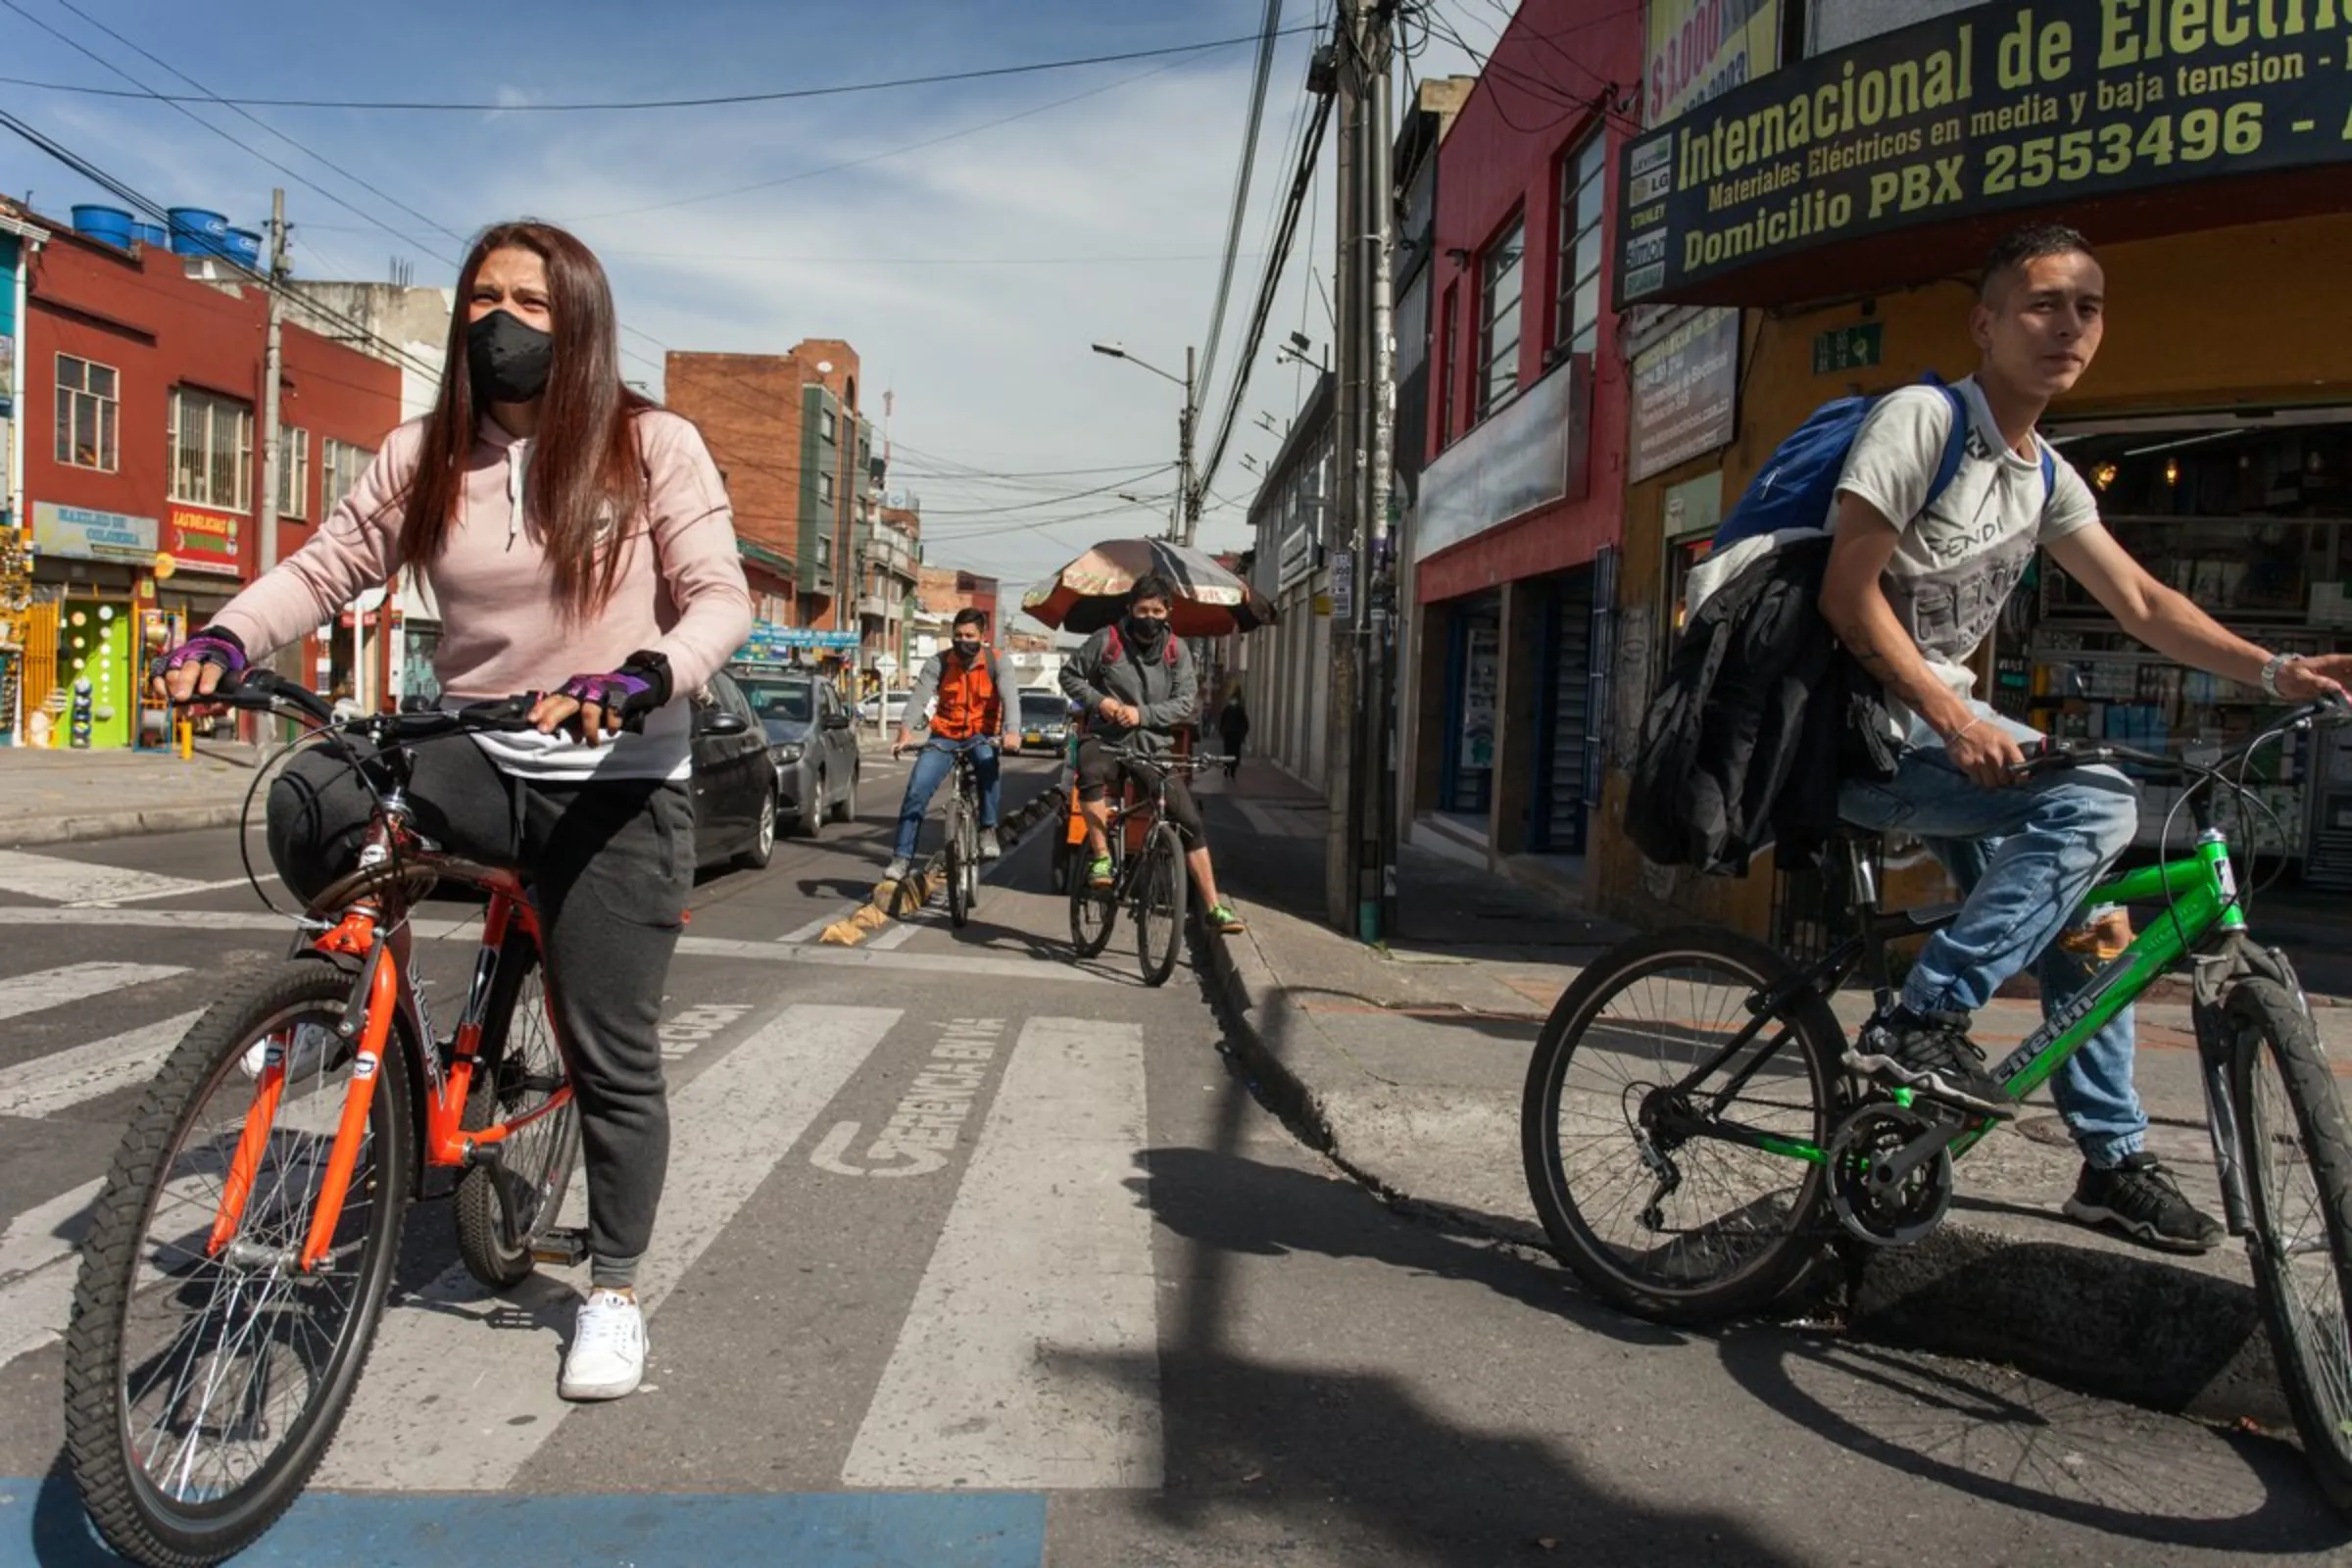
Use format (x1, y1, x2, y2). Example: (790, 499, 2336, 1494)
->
(952, 638, 982, 661)
(1123, 613, 1168, 652)
(467, 309, 554, 404)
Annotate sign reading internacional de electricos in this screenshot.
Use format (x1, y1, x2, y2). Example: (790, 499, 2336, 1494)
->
(1617, 0, 2352, 305)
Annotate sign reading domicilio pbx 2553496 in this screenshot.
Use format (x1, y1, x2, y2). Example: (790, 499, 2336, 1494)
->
(1617, 0, 2352, 305)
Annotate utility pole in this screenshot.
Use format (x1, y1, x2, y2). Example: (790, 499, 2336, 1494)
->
(1177, 344, 1200, 548)
(1322, 0, 1395, 939)
(257, 189, 287, 576)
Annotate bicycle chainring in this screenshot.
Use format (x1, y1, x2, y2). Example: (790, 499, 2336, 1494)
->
(1826, 1102, 1956, 1246)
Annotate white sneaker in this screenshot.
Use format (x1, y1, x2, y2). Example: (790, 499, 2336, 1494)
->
(239, 1021, 346, 1081)
(560, 1289, 646, 1401)
(978, 827, 1002, 861)
(882, 857, 912, 883)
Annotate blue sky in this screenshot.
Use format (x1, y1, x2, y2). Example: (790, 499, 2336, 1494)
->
(1, 0, 1483, 602)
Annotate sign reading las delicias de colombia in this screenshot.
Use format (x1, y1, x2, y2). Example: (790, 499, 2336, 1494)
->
(1619, 0, 2352, 305)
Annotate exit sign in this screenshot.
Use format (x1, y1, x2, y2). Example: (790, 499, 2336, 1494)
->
(1813, 321, 1883, 375)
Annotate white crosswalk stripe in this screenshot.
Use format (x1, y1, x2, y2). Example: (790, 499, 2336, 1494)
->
(314, 1003, 904, 1491)
(0, 850, 215, 906)
(0, 1178, 105, 1369)
(0, 1010, 204, 1120)
(0, 962, 188, 1023)
(845, 1015, 1161, 1489)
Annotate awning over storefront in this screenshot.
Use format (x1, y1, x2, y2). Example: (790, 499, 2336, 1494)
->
(1617, 0, 2352, 309)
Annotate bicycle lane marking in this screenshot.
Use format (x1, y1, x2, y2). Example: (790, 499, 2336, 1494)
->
(312, 1003, 904, 1492)
(843, 1015, 1161, 1489)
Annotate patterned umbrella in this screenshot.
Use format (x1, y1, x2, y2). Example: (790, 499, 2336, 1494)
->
(1020, 539, 1278, 637)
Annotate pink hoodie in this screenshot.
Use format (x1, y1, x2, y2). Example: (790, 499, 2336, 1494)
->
(215, 410, 752, 709)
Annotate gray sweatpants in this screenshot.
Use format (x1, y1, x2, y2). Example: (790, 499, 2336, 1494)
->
(267, 734, 692, 1289)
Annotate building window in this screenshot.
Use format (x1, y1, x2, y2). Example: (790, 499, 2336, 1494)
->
(321, 437, 373, 516)
(278, 426, 311, 518)
(820, 409, 838, 444)
(817, 470, 835, 505)
(169, 387, 254, 512)
(815, 534, 832, 568)
(55, 354, 120, 470)
(1554, 133, 1607, 362)
(1476, 217, 1524, 421)
(1438, 285, 1458, 446)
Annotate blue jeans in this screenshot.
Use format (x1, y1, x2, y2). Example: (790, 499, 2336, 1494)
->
(894, 738, 1000, 860)
(1838, 701, 2148, 1168)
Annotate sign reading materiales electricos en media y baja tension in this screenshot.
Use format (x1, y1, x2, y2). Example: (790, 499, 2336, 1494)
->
(1617, 0, 2352, 306)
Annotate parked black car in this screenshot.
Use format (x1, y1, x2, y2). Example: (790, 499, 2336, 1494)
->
(688, 670, 783, 870)
(728, 663, 861, 839)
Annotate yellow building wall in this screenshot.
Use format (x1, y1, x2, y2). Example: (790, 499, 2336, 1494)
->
(1592, 212, 2352, 937)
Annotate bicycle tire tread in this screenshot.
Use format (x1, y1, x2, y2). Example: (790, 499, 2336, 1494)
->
(2228, 978, 2352, 1510)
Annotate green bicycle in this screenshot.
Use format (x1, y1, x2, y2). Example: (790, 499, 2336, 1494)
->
(1522, 697, 2352, 1506)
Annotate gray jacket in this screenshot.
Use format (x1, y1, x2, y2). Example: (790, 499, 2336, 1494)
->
(1058, 625, 1195, 756)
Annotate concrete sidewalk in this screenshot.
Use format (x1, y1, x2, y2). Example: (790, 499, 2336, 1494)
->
(0, 742, 270, 847)
(1192, 762, 2343, 1436)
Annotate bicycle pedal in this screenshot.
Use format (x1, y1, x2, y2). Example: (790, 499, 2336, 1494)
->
(529, 1226, 590, 1266)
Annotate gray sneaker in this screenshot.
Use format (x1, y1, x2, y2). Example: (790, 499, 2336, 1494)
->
(882, 857, 911, 883)
(978, 827, 1002, 861)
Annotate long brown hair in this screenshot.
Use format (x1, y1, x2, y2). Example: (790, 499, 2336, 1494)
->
(400, 220, 652, 619)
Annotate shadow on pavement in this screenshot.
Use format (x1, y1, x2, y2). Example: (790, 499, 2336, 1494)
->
(1715, 1326, 2349, 1551)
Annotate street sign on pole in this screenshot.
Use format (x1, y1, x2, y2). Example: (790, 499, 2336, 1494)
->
(873, 653, 899, 680)
(1329, 549, 1355, 623)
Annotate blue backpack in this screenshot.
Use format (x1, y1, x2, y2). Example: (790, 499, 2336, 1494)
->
(1711, 379, 2054, 551)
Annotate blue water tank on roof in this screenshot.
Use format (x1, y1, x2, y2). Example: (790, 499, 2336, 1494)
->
(221, 228, 264, 270)
(167, 207, 230, 256)
(134, 222, 170, 249)
(70, 205, 136, 248)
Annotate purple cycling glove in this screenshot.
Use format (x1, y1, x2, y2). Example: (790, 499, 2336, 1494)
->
(158, 626, 248, 685)
(554, 650, 672, 734)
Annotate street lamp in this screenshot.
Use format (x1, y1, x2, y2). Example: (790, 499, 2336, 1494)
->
(1091, 340, 1199, 547)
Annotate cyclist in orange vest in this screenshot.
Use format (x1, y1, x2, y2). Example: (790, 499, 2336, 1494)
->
(886, 607, 1019, 881)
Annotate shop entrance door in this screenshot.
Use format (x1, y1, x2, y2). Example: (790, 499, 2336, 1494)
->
(1440, 595, 1500, 818)
(1531, 555, 1613, 855)
(59, 599, 131, 749)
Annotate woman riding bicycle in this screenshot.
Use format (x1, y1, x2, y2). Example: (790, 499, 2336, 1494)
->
(154, 220, 753, 1403)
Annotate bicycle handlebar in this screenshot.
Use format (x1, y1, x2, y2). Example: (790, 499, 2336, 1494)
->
(209, 668, 541, 737)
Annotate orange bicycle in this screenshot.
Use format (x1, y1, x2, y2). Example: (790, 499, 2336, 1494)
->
(58, 669, 651, 1567)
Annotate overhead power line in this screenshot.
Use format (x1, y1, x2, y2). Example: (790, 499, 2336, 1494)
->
(0, 25, 1319, 113)
(1193, 0, 1284, 429)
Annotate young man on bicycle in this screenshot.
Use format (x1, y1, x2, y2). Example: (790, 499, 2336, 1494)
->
(1059, 574, 1247, 935)
(1821, 222, 2352, 1252)
(884, 608, 1018, 883)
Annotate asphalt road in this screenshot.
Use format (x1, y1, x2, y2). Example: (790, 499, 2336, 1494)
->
(0, 751, 2345, 1564)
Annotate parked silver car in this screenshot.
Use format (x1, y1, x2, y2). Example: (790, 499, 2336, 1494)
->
(728, 664, 861, 839)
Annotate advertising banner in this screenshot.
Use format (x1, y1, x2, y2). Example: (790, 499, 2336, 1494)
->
(1618, 0, 2352, 305)
(167, 505, 242, 576)
(32, 502, 157, 564)
(1629, 303, 1742, 482)
(1648, 0, 1784, 124)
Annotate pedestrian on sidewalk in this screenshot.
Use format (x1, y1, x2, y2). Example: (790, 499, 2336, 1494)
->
(1216, 691, 1249, 779)
(155, 219, 753, 1402)
(1821, 221, 2352, 1252)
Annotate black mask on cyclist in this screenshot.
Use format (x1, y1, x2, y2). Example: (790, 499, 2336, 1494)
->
(1123, 612, 1168, 653)
(951, 635, 982, 662)
(466, 309, 554, 404)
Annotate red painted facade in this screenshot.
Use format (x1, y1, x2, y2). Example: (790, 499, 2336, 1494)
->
(1415, 0, 1642, 605)
(24, 221, 402, 582)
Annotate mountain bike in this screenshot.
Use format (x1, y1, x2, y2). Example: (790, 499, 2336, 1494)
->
(1521, 696, 2352, 1508)
(61, 670, 623, 1566)
(1067, 747, 1225, 987)
(941, 743, 984, 929)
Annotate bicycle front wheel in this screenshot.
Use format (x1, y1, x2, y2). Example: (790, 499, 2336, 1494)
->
(455, 928, 580, 1291)
(946, 800, 973, 928)
(64, 956, 415, 1567)
(1135, 823, 1186, 987)
(1069, 842, 1117, 957)
(1521, 928, 1844, 1325)
(2227, 977, 2352, 1509)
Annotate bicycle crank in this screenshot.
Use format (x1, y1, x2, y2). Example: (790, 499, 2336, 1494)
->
(1826, 1102, 1961, 1246)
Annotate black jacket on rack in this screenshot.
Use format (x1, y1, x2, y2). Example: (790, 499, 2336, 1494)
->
(1625, 534, 1895, 877)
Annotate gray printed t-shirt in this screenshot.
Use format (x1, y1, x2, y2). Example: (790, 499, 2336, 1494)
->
(1833, 375, 2098, 712)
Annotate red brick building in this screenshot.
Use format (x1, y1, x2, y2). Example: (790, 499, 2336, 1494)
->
(916, 564, 999, 630)
(14, 212, 401, 747)
(666, 340, 875, 634)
